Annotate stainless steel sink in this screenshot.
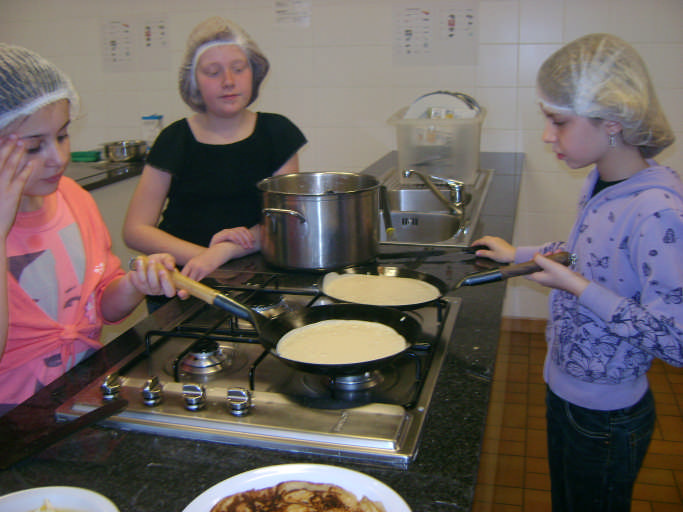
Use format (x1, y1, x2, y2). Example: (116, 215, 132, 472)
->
(378, 168, 493, 248)
(385, 188, 453, 212)
(379, 211, 462, 243)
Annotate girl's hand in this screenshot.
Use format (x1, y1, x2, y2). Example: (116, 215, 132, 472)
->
(470, 235, 516, 263)
(128, 253, 186, 298)
(0, 135, 36, 238)
(526, 252, 589, 296)
(182, 244, 235, 281)
(210, 226, 256, 249)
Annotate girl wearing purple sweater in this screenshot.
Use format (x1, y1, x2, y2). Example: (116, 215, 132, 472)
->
(474, 33, 682, 511)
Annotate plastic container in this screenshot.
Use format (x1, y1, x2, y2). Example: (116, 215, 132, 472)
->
(388, 103, 485, 185)
(141, 114, 163, 146)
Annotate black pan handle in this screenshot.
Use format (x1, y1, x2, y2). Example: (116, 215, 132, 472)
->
(456, 251, 571, 287)
(171, 271, 266, 330)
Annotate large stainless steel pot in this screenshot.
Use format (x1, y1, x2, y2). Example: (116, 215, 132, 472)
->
(257, 172, 380, 270)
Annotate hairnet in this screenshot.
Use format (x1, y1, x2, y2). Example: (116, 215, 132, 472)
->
(0, 43, 79, 131)
(536, 33, 674, 158)
(179, 16, 269, 112)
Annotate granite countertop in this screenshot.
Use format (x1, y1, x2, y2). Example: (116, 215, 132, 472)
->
(0, 152, 523, 511)
(66, 161, 144, 191)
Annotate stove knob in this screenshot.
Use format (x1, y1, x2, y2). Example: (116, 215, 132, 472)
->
(101, 373, 122, 401)
(226, 387, 251, 416)
(183, 383, 207, 411)
(142, 376, 163, 407)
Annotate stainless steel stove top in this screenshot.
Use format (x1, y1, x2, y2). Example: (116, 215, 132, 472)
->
(57, 269, 461, 468)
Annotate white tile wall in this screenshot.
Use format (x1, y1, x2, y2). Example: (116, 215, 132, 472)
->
(1, 0, 681, 319)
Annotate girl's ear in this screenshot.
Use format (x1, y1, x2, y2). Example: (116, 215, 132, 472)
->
(604, 120, 622, 136)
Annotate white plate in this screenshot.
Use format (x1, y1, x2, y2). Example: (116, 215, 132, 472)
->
(0, 486, 119, 512)
(182, 463, 411, 512)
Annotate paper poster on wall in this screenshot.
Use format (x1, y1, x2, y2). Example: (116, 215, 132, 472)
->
(102, 15, 170, 72)
(393, 0, 478, 66)
(102, 19, 135, 71)
(275, 0, 312, 28)
(139, 16, 170, 71)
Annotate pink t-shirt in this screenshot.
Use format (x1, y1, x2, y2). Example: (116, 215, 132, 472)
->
(2, 189, 106, 408)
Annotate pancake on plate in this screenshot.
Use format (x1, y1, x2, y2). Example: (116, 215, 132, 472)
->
(210, 480, 387, 512)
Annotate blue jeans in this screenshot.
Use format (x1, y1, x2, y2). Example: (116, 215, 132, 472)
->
(545, 386, 655, 512)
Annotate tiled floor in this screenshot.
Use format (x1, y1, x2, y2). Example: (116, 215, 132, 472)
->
(473, 318, 683, 512)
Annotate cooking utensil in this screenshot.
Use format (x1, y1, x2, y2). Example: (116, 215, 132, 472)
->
(379, 185, 397, 241)
(455, 251, 572, 288)
(257, 172, 380, 271)
(103, 140, 147, 162)
(0, 398, 128, 470)
(171, 272, 421, 376)
(321, 265, 449, 308)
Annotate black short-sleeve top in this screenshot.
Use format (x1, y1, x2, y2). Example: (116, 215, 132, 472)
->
(146, 113, 306, 247)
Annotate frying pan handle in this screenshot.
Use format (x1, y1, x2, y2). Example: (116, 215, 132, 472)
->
(499, 251, 571, 279)
(456, 251, 572, 287)
(170, 271, 257, 324)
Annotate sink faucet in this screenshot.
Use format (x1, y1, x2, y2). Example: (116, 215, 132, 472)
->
(402, 169, 465, 215)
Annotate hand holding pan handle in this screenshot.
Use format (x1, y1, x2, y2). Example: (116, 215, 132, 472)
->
(456, 251, 573, 288)
(128, 257, 265, 329)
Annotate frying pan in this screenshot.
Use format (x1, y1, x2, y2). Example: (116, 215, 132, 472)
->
(321, 265, 450, 309)
(171, 272, 422, 376)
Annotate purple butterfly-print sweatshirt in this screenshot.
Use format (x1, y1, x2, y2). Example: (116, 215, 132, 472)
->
(515, 162, 683, 410)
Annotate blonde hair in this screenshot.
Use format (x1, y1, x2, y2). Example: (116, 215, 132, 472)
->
(537, 33, 674, 158)
(179, 17, 269, 112)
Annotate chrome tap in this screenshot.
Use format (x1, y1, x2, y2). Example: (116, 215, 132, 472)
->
(402, 169, 465, 215)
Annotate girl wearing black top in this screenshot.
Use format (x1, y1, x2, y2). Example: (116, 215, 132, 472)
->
(124, 16, 306, 281)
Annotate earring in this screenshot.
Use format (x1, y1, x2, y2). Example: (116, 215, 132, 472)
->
(608, 133, 617, 147)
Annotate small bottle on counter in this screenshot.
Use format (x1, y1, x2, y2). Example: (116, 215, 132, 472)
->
(141, 114, 163, 148)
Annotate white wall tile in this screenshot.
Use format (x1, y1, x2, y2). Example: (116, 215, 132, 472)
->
(517, 86, 544, 130)
(517, 170, 585, 214)
(2, 0, 681, 319)
(476, 87, 518, 130)
(562, 0, 610, 42)
(519, 0, 564, 43)
(477, 44, 518, 87)
(608, 0, 683, 43)
(479, 0, 520, 44)
(518, 44, 560, 87)
(502, 279, 550, 317)
(312, 3, 390, 45)
(312, 46, 392, 87)
(635, 44, 683, 89)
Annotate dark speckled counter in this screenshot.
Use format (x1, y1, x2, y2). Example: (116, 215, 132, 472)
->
(66, 161, 143, 190)
(0, 152, 523, 511)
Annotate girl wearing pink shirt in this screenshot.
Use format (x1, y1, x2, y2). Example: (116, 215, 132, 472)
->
(0, 44, 182, 415)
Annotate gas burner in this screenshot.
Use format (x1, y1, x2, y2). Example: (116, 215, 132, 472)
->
(165, 339, 244, 382)
(180, 339, 228, 375)
(331, 371, 383, 391)
(301, 369, 393, 395)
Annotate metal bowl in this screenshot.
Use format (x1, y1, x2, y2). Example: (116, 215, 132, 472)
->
(103, 140, 147, 162)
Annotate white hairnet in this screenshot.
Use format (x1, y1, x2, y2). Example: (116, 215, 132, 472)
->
(537, 33, 674, 158)
(0, 43, 79, 131)
(179, 16, 269, 112)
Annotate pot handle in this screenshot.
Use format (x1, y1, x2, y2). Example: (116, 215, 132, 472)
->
(262, 208, 306, 223)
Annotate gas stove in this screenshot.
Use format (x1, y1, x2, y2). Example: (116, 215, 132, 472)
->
(57, 267, 461, 468)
